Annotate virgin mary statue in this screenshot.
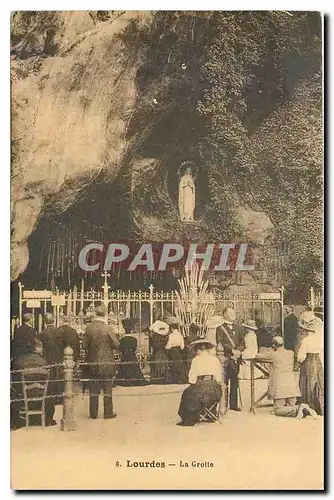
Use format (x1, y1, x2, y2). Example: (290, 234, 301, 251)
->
(178, 167, 195, 222)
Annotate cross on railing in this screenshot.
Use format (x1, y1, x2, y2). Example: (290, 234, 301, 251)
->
(101, 271, 110, 291)
(101, 271, 111, 320)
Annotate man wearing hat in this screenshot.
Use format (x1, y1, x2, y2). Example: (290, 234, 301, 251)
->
(12, 312, 37, 361)
(39, 313, 65, 406)
(84, 305, 120, 419)
(216, 307, 244, 411)
(284, 305, 298, 352)
(256, 336, 309, 418)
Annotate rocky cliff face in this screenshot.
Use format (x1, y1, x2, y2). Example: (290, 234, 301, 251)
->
(11, 11, 153, 279)
(11, 11, 274, 283)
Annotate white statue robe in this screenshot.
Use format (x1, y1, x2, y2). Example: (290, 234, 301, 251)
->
(179, 173, 195, 221)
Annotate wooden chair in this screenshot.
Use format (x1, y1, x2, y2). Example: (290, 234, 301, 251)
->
(19, 367, 49, 429)
(199, 402, 222, 424)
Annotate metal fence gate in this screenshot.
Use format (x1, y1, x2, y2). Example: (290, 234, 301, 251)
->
(14, 276, 287, 349)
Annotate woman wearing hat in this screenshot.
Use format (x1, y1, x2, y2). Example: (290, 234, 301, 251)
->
(257, 336, 317, 419)
(116, 318, 149, 386)
(177, 339, 222, 426)
(297, 316, 324, 415)
(239, 319, 259, 380)
(256, 336, 301, 414)
(165, 317, 187, 384)
(149, 320, 170, 384)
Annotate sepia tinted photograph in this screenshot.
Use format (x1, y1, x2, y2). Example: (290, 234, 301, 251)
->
(10, 10, 323, 490)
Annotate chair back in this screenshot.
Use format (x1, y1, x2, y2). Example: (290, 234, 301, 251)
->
(21, 367, 49, 403)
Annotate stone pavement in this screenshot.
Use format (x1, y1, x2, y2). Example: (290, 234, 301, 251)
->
(11, 380, 324, 490)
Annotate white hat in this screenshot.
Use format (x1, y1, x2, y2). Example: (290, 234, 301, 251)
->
(299, 316, 323, 333)
(272, 336, 284, 347)
(190, 339, 216, 349)
(242, 319, 258, 331)
(150, 320, 169, 336)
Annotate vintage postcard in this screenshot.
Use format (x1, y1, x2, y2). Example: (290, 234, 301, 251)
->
(10, 10, 324, 490)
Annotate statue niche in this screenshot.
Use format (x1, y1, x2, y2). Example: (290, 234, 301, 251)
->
(178, 166, 195, 222)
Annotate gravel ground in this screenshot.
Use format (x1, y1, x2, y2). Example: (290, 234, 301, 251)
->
(11, 380, 324, 490)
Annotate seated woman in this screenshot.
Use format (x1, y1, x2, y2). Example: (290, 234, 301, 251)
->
(177, 339, 222, 426)
(116, 318, 149, 386)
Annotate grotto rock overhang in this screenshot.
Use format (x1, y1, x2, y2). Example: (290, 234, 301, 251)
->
(10, 10, 274, 282)
(11, 11, 153, 282)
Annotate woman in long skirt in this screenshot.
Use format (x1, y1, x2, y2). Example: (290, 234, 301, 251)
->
(165, 317, 187, 384)
(149, 320, 170, 385)
(297, 315, 324, 415)
(178, 340, 222, 426)
(116, 319, 149, 386)
(239, 319, 262, 380)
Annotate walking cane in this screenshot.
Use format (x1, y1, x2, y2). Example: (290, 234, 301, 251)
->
(238, 384, 243, 409)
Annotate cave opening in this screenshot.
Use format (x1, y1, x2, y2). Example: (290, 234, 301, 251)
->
(17, 169, 185, 296)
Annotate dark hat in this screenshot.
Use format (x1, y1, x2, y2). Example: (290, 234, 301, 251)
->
(122, 318, 136, 332)
(189, 323, 200, 334)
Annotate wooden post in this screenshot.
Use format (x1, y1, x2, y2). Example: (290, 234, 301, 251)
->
(249, 359, 256, 414)
(61, 346, 76, 431)
(217, 349, 227, 415)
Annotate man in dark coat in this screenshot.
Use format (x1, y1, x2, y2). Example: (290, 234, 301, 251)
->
(12, 313, 37, 361)
(39, 313, 64, 364)
(216, 307, 244, 411)
(254, 310, 273, 349)
(59, 320, 81, 363)
(284, 306, 298, 351)
(84, 306, 120, 419)
(39, 313, 64, 405)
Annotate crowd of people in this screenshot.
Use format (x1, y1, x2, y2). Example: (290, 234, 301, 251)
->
(10, 303, 324, 429)
(177, 305, 324, 426)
